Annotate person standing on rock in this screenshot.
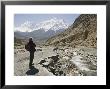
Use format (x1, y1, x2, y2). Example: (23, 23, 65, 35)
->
(25, 37, 36, 69)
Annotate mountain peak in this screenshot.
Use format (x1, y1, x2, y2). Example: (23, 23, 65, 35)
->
(15, 18, 68, 32)
(35, 17, 68, 32)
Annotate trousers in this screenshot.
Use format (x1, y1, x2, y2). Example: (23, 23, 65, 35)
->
(29, 51, 34, 67)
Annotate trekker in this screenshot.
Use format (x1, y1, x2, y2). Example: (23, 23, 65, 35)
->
(25, 37, 36, 69)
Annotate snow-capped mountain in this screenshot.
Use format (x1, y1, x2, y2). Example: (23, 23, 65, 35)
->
(14, 18, 69, 40)
(34, 18, 68, 32)
(15, 21, 34, 32)
(15, 18, 68, 32)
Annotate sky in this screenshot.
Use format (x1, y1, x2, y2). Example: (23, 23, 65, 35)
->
(14, 14, 80, 27)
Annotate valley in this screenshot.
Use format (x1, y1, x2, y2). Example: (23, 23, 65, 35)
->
(14, 14, 97, 76)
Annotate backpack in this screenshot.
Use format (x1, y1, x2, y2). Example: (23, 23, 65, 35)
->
(25, 44, 29, 51)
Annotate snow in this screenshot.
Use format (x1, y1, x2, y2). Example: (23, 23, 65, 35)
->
(14, 17, 68, 32)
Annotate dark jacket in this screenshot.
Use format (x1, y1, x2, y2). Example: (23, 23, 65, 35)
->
(26, 41, 36, 52)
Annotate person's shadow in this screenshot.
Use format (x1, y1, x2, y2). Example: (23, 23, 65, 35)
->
(26, 66, 39, 75)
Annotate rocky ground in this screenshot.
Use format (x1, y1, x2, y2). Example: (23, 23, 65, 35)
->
(14, 46, 97, 76)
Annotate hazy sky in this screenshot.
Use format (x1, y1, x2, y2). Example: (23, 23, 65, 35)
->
(14, 14, 80, 27)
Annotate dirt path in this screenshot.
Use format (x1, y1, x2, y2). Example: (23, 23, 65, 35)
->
(14, 46, 57, 76)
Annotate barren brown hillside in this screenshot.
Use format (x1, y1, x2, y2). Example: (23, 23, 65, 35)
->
(46, 14, 97, 48)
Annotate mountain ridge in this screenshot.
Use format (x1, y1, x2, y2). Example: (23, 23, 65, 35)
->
(14, 17, 69, 40)
(46, 14, 97, 48)
(15, 17, 68, 32)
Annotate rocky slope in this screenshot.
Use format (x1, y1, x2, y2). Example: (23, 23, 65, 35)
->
(46, 14, 97, 48)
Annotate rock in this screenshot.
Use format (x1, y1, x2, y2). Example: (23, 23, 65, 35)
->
(48, 55, 59, 62)
(37, 49, 42, 51)
(53, 47, 59, 51)
(62, 56, 70, 61)
(37, 46, 97, 76)
(42, 62, 50, 66)
(38, 59, 46, 64)
(81, 70, 97, 76)
(73, 51, 77, 56)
